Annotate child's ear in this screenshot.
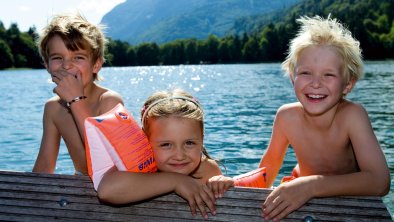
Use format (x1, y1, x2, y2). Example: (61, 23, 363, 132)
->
(343, 77, 356, 95)
(290, 73, 295, 85)
(93, 59, 103, 73)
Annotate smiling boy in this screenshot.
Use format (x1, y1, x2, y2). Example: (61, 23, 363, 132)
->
(32, 13, 123, 175)
(259, 16, 390, 220)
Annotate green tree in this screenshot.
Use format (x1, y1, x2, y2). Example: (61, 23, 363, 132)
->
(107, 40, 134, 66)
(0, 21, 6, 39)
(126, 46, 137, 66)
(0, 39, 13, 69)
(218, 38, 231, 63)
(204, 34, 220, 64)
(242, 35, 260, 62)
(136, 43, 160, 66)
(5, 23, 40, 68)
(184, 39, 198, 64)
(160, 40, 185, 65)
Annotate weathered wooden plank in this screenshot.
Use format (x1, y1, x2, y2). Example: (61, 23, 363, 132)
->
(0, 171, 391, 222)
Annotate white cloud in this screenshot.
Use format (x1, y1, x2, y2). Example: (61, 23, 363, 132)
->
(0, 0, 125, 31)
(18, 6, 31, 12)
(77, 0, 125, 14)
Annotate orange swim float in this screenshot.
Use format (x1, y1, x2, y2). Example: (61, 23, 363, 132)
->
(233, 167, 268, 188)
(84, 103, 157, 190)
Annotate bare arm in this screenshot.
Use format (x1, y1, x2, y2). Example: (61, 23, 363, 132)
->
(32, 102, 61, 173)
(263, 104, 390, 220)
(259, 106, 290, 187)
(98, 170, 216, 219)
(52, 71, 123, 141)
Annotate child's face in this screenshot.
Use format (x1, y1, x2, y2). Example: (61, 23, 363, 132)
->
(147, 116, 203, 175)
(44, 35, 101, 84)
(293, 46, 354, 116)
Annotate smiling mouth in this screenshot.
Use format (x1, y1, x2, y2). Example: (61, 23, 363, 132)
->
(169, 163, 188, 168)
(306, 94, 327, 101)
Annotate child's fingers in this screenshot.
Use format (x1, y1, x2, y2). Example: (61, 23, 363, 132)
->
(187, 200, 197, 217)
(262, 192, 276, 216)
(209, 182, 220, 198)
(204, 184, 216, 203)
(264, 199, 287, 220)
(194, 196, 208, 220)
(202, 185, 216, 215)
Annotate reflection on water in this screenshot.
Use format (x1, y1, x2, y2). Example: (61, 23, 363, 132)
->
(0, 61, 393, 216)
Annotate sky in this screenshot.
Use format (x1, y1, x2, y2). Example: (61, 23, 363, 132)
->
(0, 0, 126, 32)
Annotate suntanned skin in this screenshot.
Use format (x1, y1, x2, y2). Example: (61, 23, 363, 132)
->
(260, 46, 390, 220)
(181, 45, 390, 221)
(33, 35, 123, 175)
(98, 117, 222, 220)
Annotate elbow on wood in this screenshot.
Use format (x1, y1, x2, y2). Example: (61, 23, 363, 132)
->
(374, 173, 391, 196)
(97, 182, 138, 205)
(380, 180, 391, 197)
(97, 184, 115, 204)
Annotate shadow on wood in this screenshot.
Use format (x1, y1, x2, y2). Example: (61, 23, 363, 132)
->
(0, 171, 392, 221)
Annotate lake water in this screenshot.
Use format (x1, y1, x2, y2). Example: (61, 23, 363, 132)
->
(0, 62, 393, 217)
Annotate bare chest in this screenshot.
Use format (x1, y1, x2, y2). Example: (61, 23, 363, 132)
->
(54, 109, 84, 150)
(287, 126, 358, 175)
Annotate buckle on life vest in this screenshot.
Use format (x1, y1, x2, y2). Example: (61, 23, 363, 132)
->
(115, 111, 131, 123)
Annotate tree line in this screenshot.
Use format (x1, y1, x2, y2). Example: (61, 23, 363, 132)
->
(0, 0, 393, 69)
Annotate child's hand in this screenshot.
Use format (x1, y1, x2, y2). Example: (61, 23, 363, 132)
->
(174, 176, 216, 220)
(262, 177, 312, 221)
(207, 175, 234, 198)
(51, 70, 84, 102)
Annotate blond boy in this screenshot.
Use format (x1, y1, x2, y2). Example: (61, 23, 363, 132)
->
(33, 13, 123, 175)
(259, 16, 390, 220)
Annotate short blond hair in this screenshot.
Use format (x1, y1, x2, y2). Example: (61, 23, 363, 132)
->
(282, 15, 363, 83)
(37, 12, 107, 80)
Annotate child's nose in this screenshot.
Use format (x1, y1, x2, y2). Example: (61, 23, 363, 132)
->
(173, 147, 186, 160)
(311, 76, 322, 88)
(62, 58, 74, 70)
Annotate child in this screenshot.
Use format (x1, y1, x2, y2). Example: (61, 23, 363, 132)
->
(32, 13, 123, 175)
(98, 89, 221, 220)
(258, 16, 390, 220)
(207, 15, 391, 219)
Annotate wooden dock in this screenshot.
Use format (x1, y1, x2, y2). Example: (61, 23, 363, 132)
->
(0, 170, 392, 221)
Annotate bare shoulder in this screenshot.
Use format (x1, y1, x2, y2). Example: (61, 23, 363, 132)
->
(44, 96, 63, 114)
(99, 87, 123, 103)
(276, 102, 303, 121)
(337, 100, 368, 119)
(200, 157, 222, 179)
(95, 86, 124, 114)
(277, 102, 302, 113)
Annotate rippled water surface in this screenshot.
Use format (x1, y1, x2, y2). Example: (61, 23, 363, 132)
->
(0, 62, 393, 217)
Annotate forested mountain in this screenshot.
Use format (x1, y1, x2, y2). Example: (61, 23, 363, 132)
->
(0, 0, 393, 69)
(230, 0, 394, 59)
(101, 0, 300, 44)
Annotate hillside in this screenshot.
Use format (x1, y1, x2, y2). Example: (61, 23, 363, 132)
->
(100, 0, 300, 45)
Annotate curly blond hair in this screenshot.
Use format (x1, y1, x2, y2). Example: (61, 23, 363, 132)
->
(282, 15, 363, 83)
